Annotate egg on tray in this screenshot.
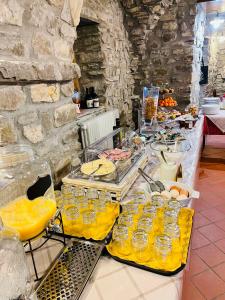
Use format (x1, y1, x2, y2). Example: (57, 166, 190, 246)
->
(150, 185, 189, 201)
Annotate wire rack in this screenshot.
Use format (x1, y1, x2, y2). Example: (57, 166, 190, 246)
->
(33, 238, 104, 300)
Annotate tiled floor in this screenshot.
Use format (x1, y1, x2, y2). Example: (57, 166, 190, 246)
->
(182, 160, 225, 300)
(202, 136, 225, 163)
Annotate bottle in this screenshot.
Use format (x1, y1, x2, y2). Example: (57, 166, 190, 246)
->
(90, 87, 99, 108)
(85, 88, 93, 109)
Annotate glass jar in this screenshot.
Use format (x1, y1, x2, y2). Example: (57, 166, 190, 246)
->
(143, 205, 157, 217)
(132, 230, 148, 262)
(63, 206, 79, 221)
(137, 217, 153, 232)
(82, 210, 96, 225)
(155, 234, 172, 259)
(164, 209, 178, 224)
(122, 202, 139, 215)
(112, 224, 130, 255)
(167, 200, 181, 214)
(0, 144, 56, 241)
(118, 213, 133, 226)
(164, 222, 180, 239)
(151, 195, 165, 208)
(86, 188, 98, 205)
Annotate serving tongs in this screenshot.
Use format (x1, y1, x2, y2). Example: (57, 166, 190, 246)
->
(138, 168, 165, 193)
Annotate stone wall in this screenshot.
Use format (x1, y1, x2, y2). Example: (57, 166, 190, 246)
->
(190, 4, 206, 104)
(208, 34, 225, 96)
(0, 0, 81, 183)
(121, 0, 203, 108)
(79, 0, 135, 126)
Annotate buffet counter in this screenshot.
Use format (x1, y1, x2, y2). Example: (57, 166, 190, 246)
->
(28, 117, 204, 300)
(77, 116, 204, 300)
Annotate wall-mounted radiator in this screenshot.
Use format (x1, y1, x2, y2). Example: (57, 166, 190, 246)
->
(79, 109, 119, 148)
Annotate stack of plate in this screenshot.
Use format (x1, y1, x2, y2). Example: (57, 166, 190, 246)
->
(201, 97, 220, 115)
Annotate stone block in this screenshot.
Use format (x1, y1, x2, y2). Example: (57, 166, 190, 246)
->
(32, 32, 53, 57)
(0, 115, 17, 145)
(0, 0, 24, 26)
(31, 84, 60, 103)
(0, 86, 26, 111)
(61, 81, 74, 97)
(54, 39, 72, 60)
(41, 112, 53, 133)
(54, 104, 76, 127)
(162, 21, 178, 31)
(0, 60, 80, 82)
(23, 123, 44, 144)
(17, 112, 38, 125)
(60, 23, 77, 40)
(62, 127, 78, 144)
(0, 35, 25, 57)
(47, 0, 64, 7)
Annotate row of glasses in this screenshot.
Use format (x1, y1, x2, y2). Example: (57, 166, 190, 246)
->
(113, 196, 183, 263)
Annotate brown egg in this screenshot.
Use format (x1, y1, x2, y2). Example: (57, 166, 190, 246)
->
(180, 189, 189, 197)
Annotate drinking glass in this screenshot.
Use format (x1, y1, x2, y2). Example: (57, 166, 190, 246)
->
(63, 206, 79, 221)
(112, 224, 129, 255)
(155, 234, 172, 260)
(93, 198, 106, 212)
(167, 200, 181, 214)
(86, 188, 98, 206)
(143, 204, 157, 217)
(137, 217, 153, 232)
(122, 202, 139, 215)
(132, 230, 148, 262)
(82, 210, 96, 225)
(118, 213, 133, 226)
(151, 195, 165, 208)
(164, 209, 179, 224)
(164, 222, 180, 239)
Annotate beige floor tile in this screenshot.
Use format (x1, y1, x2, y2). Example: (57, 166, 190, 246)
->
(80, 282, 102, 300)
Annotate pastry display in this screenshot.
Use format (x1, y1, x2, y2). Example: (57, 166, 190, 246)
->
(99, 148, 131, 161)
(81, 159, 116, 176)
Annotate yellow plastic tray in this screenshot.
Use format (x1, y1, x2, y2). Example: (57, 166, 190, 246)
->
(107, 207, 194, 273)
(62, 202, 120, 241)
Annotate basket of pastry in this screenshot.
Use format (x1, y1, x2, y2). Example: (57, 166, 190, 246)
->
(61, 186, 120, 241)
(106, 195, 194, 275)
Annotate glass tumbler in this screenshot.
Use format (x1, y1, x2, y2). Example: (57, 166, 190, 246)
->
(82, 210, 96, 225)
(164, 222, 180, 239)
(118, 213, 133, 227)
(155, 234, 172, 261)
(63, 206, 79, 222)
(167, 200, 181, 214)
(112, 224, 129, 255)
(122, 202, 139, 215)
(74, 188, 88, 209)
(151, 195, 165, 208)
(86, 188, 99, 206)
(164, 209, 179, 224)
(143, 205, 157, 217)
(137, 217, 153, 233)
(132, 230, 149, 262)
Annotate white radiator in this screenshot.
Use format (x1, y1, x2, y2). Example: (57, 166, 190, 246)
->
(79, 110, 118, 148)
